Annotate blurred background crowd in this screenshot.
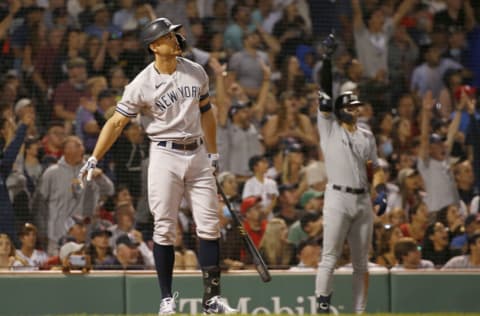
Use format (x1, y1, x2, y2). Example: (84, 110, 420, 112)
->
(0, 0, 480, 272)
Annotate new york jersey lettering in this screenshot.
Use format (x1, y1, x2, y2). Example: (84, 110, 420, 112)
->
(155, 85, 201, 111)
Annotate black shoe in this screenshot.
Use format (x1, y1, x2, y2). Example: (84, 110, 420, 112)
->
(317, 294, 331, 314)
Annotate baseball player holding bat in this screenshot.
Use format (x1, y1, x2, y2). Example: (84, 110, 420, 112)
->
(79, 18, 237, 315)
(315, 33, 386, 314)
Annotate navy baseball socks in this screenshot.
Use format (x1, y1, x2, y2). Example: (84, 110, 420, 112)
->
(154, 240, 237, 314)
(202, 267, 238, 314)
(199, 239, 237, 314)
(153, 244, 176, 315)
(317, 294, 332, 314)
(153, 244, 175, 298)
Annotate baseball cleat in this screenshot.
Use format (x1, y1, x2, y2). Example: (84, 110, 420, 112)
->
(203, 295, 238, 314)
(158, 292, 178, 315)
(317, 294, 331, 314)
(317, 302, 330, 314)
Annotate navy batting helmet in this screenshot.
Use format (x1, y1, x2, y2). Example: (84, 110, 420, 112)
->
(140, 18, 182, 48)
(334, 91, 363, 123)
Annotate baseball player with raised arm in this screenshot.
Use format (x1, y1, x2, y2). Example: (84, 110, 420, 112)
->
(79, 18, 237, 315)
(314, 34, 386, 314)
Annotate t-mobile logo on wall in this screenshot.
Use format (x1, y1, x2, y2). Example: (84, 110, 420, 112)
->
(177, 296, 343, 314)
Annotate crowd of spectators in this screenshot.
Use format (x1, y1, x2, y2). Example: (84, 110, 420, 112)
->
(1, 0, 480, 272)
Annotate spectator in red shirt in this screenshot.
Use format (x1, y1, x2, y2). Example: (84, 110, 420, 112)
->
(40, 121, 65, 162)
(240, 196, 267, 248)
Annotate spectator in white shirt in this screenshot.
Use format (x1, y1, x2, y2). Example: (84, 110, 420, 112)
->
(417, 91, 463, 219)
(242, 155, 279, 220)
(12, 223, 49, 270)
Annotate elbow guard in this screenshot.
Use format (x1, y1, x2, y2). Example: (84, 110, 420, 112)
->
(200, 102, 212, 113)
(318, 91, 333, 112)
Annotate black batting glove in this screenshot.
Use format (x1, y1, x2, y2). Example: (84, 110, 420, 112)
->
(321, 32, 338, 60)
(318, 91, 333, 112)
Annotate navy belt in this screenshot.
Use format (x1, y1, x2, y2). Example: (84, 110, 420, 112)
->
(158, 139, 202, 151)
(332, 185, 366, 195)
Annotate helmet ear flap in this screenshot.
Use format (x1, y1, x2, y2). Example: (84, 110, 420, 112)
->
(175, 33, 187, 51)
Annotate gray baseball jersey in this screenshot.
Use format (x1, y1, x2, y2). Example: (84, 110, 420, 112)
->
(116, 57, 209, 141)
(315, 111, 377, 314)
(116, 57, 219, 245)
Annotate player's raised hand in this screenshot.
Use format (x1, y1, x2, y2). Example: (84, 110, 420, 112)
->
(318, 91, 332, 112)
(78, 156, 98, 182)
(321, 32, 338, 60)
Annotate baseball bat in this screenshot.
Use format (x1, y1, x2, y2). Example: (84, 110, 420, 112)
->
(215, 179, 272, 282)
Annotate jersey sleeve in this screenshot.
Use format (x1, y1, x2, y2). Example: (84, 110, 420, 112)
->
(368, 133, 379, 168)
(199, 66, 210, 102)
(316, 110, 334, 139)
(116, 83, 143, 118)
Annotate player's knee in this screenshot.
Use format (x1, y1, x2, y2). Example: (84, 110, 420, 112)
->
(319, 254, 337, 271)
(351, 262, 369, 274)
(196, 226, 220, 240)
(153, 230, 176, 245)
